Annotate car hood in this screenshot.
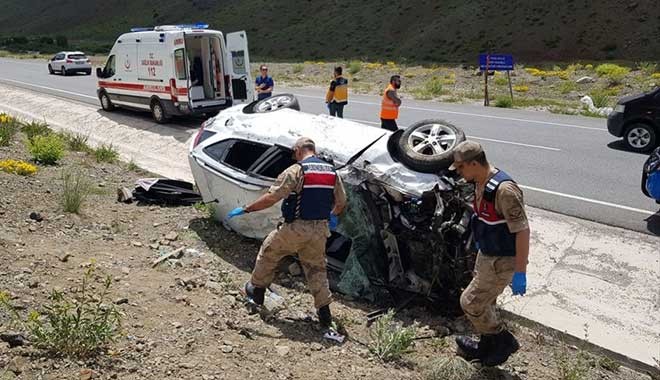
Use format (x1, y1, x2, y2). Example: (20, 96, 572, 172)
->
(203, 106, 448, 195)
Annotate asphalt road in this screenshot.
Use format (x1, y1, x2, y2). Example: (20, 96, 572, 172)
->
(1, 57, 658, 235)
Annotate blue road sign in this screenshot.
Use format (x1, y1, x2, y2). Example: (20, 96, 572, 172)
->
(479, 54, 514, 71)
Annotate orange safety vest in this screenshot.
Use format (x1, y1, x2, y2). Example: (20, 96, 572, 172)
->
(380, 84, 399, 120)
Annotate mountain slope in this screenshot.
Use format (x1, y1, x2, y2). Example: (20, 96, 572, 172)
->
(1, 0, 658, 62)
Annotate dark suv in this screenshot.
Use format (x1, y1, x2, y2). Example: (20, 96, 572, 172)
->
(607, 87, 660, 153)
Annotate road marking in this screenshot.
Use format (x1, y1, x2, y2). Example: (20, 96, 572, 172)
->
(348, 118, 561, 151)
(520, 185, 655, 216)
(295, 93, 607, 131)
(0, 77, 98, 100)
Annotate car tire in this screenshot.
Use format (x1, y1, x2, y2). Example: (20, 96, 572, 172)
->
(623, 123, 657, 153)
(396, 119, 466, 173)
(151, 99, 171, 124)
(242, 94, 300, 114)
(48, 65, 54, 75)
(99, 91, 115, 112)
(61, 66, 67, 76)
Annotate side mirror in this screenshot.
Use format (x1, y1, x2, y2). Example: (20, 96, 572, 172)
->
(96, 67, 104, 78)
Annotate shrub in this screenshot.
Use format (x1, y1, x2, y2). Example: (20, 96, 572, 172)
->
(368, 310, 417, 362)
(0, 159, 38, 176)
(424, 356, 476, 380)
(58, 132, 90, 152)
(0, 113, 19, 147)
(494, 76, 508, 86)
(348, 60, 362, 75)
(589, 89, 610, 108)
(556, 347, 591, 380)
(21, 120, 52, 142)
(0, 266, 121, 358)
(637, 61, 658, 75)
(595, 64, 630, 84)
(513, 85, 529, 92)
(94, 144, 119, 163)
(292, 63, 304, 74)
(61, 170, 90, 213)
(559, 81, 577, 94)
(651, 73, 660, 79)
(424, 77, 445, 96)
(495, 96, 513, 108)
(28, 134, 65, 164)
(365, 62, 383, 70)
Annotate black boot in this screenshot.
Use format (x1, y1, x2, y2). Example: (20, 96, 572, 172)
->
(482, 330, 520, 367)
(244, 281, 265, 305)
(455, 334, 493, 361)
(318, 305, 332, 328)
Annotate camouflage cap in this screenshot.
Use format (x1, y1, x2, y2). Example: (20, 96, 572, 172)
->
(449, 140, 484, 170)
(292, 137, 316, 152)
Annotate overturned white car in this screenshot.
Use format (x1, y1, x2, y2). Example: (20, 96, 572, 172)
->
(188, 94, 475, 305)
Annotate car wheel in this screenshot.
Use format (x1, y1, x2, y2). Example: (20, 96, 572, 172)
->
(61, 66, 67, 76)
(242, 94, 300, 114)
(99, 91, 115, 111)
(151, 100, 171, 124)
(48, 65, 54, 74)
(396, 119, 466, 173)
(624, 123, 656, 153)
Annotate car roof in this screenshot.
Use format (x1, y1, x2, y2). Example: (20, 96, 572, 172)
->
(64, 51, 86, 55)
(212, 106, 388, 164)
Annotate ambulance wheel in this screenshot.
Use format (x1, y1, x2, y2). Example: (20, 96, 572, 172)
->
(151, 100, 171, 124)
(243, 94, 300, 114)
(99, 91, 115, 111)
(48, 65, 54, 75)
(61, 66, 67, 76)
(397, 119, 465, 173)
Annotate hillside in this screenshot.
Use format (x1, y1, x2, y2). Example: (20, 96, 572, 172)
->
(0, 0, 659, 62)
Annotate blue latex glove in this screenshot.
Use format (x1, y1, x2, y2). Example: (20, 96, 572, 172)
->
(226, 207, 245, 220)
(328, 213, 338, 231)
(511, 272, 527, 296)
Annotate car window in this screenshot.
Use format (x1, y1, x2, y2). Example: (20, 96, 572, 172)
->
(174, 49, 187, 80)
(68, 54, 87, 60)
(203, 139, 270, 172)
(105, 55, 116, 76)
(55, 54, 65, 60)
(254, 148, 296, 179)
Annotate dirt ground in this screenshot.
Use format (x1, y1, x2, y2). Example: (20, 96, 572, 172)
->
(0, 128, 654, 380)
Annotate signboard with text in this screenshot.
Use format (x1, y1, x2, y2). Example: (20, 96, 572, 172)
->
(479, 54, 514, 71)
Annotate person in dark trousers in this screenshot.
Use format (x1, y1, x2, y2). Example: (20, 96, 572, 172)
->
(325, 66, 349, 118)
(449, 141, 531, 367)
(380, 75, 402, 131)
(255, 64, 274, 100)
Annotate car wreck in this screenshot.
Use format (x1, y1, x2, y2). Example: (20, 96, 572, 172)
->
(189, 94, 476, 309)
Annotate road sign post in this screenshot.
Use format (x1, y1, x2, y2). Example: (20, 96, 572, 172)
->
(479, 54, 514, 106)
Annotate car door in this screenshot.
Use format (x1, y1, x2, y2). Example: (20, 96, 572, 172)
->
(226, 31, 254, 102)
(52, 53, 65, 69)
(653, 90, 660, 129)
(192, 138, 284, 238)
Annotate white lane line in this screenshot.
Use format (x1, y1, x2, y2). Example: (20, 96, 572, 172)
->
(295, 93, 607, 132)
(347, 118, 561, 151)
(468, 136, 560, 151)
(520, 185, 655, 216)
(0, 77, 98, 100)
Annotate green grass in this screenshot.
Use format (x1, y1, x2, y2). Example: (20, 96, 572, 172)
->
(21, 120, 52, 142)
(559, 81, 577, 94)
(94, 144, 119, 163)
(348, 60, 362, 75)
(58, 132, 91, 152)
(368, 310, 417, 362)
(61, 169, 90, 213)
(494, 96, 513, 108)
(292, 63, 304, 74)
(424, 356, 476, 380)
(588, 89, 611, 108)
(555, 347, 592, 380)
(0, 115, 20, 147)
(0, 266, 121, 358)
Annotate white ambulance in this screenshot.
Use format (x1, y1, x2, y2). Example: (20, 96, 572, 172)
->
(96, 23, 253, 123)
